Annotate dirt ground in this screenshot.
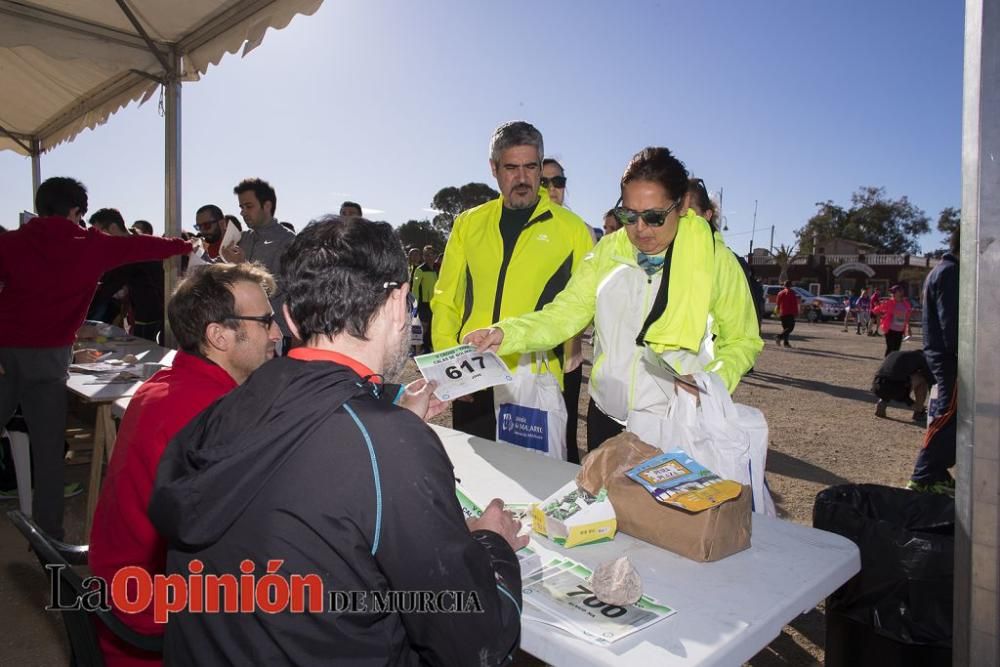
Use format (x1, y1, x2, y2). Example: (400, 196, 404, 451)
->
(411, 315, 929, 666)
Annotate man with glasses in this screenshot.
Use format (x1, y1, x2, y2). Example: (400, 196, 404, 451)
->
(194, 204, 229, 260)
(0, 177, 192, 541)
(432, 121, 593, 443)
(150, 216, 524, 665)
(89, 263, 281, 667)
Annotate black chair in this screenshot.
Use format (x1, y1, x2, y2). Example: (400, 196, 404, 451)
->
(7, 510, 163, 666)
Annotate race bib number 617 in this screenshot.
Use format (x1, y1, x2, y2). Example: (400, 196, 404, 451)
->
(414, 345, 513, 401)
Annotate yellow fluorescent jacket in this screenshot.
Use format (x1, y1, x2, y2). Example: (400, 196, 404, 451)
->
(495, 210, 764, 421)
(431, 189, 594, 379)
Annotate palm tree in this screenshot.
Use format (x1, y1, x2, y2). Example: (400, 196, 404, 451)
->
(772, 243, 802, 283)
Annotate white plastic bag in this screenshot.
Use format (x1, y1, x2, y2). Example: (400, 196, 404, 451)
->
(493, 353, 567, 460)
(627, 373, 775, 516)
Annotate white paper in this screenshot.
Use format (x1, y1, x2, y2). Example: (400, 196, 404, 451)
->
(415, 344, 513, 401)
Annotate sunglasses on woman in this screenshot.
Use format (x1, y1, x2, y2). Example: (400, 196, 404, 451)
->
(611, 198, 682, 228)
(540, 175, 567, 189)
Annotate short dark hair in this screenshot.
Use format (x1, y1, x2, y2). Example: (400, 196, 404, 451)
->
(224, 214, 243, 231)
(35, 177, 88, 218)
(621, 147, 689, 203)
(489, 121, 543, 163)
(131, 220, 154, 235)
(168, 263, 276, 355)
(89, 208, 128, 233)
(233, 178, 277, 215)
(686, 178, 717, 231)
(196, 204, 224, 221)
(784, 280, 793, 288)
(281, 216, 408, 342)
(340, 201, 362, 216)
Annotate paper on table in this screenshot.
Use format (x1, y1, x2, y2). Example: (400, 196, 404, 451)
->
(522, 559, 676, 645)
(415, 345, 513, 401)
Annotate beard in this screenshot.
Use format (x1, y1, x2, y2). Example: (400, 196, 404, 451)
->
(382, 326, 412, 382)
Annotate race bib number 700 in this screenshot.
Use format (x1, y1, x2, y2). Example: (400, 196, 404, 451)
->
(414, 345, 513, 401)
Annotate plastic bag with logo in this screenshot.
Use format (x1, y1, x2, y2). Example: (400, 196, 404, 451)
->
(493, 353, 567, 460)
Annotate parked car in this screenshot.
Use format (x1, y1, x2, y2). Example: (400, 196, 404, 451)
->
(821, 294, 852, 320)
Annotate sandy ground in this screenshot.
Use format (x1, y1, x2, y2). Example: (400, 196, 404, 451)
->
(0, 316, 929, 666)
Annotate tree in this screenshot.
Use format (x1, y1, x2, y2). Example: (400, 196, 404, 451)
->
(430, 182, 499, 233)
(925, 206, 960, 258)
(397, 219, 446, 252)
(795, 186, 930, 255)
(772, 243, 802, 282)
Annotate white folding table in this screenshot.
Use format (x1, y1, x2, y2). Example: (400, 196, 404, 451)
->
(65, 339, 175, 533)
(431, 425, 860, 667)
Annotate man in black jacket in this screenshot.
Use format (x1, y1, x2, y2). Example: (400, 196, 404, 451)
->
(908, 230, 960, 495)
(150, 215, 526, 665)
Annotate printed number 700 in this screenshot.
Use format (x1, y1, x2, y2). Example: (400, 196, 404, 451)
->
(445, 356, 486, 380)
(566, 584, 627, 618)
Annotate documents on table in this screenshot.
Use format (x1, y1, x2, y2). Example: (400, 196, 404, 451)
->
(522, 558, 676, 645)
(455, 485, 676, 644)
(415, 344, 513, 400)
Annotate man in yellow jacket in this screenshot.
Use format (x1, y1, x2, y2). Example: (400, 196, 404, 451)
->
(432, 121, 594, 439)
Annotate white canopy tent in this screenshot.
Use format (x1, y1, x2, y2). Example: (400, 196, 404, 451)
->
(0, 0, 322, 212)
(0, 0, 323, 341)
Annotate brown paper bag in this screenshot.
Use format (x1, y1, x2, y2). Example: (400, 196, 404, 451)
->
(577, 432, 752, 562)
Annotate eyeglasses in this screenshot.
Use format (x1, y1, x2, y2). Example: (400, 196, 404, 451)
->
(196, 219, 221, 231)
(225, 313, 276, 329)
(611, 199, 682, 228)
(540, 175, 567, 189)
(383, 281, 416, 311)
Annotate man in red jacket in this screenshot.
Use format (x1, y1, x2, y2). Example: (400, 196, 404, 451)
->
(89, 262, 281, 666)
(775, 280, 800, 347)
(0, 177, 191, 539)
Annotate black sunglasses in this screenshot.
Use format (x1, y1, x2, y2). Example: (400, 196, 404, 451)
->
(196, 219, 221, 231)
(540, 175, 567, 189)
(611, 199, 682, 228)
(226, 313, 275, 329)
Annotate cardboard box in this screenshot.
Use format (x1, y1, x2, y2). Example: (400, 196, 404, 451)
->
(532, 480, 617, 548)
(577, 432, 751, 562)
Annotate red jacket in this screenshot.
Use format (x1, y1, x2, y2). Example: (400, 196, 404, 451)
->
(0, 216, 190, 347)
(776, 288, 799, 317)
(89, 352, 237, 667)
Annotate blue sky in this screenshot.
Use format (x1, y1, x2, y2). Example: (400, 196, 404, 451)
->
(0, 0, 964, 253)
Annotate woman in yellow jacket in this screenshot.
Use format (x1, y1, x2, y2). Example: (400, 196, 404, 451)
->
(466, 147, 763, 451)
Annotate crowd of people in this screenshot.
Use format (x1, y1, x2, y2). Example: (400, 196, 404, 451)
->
(0, 118, 960, 664)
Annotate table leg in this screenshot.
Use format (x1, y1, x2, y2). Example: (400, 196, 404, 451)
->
(85, 405, 117, 536)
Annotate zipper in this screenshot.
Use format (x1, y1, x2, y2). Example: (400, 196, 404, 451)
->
(491, 209, 553, 323)
(627, 273, 656, 413)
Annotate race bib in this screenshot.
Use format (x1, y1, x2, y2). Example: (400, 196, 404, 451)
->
(415, 344, 513, 401)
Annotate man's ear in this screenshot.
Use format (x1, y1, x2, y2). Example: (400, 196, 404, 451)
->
(282, 302, 301, 341)
(264, 201, 274, 218)
(489, 159, 499, 180)
(203, 322, 232, 355)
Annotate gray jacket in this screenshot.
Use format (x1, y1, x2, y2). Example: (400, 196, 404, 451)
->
(238, 220, 295, 335)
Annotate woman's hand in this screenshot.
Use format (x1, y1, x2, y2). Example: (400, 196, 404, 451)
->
(463, 327, 504, 353)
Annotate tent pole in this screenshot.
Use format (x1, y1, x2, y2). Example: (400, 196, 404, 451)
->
(955, 0, 1000, 663)
(30, 137, 41, 202)
(163, 48, 182, 348)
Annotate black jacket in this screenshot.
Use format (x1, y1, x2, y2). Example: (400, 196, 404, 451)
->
(921, 253, 959, 396)
(149, 357, 522, 666)
(875, 350, 933, 385)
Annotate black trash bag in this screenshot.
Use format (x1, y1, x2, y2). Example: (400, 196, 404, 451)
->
(814, 484, 953, 649)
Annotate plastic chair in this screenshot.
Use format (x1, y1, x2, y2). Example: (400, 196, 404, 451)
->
(4, 418, 33, 515)
(7, 510, 163, 666)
